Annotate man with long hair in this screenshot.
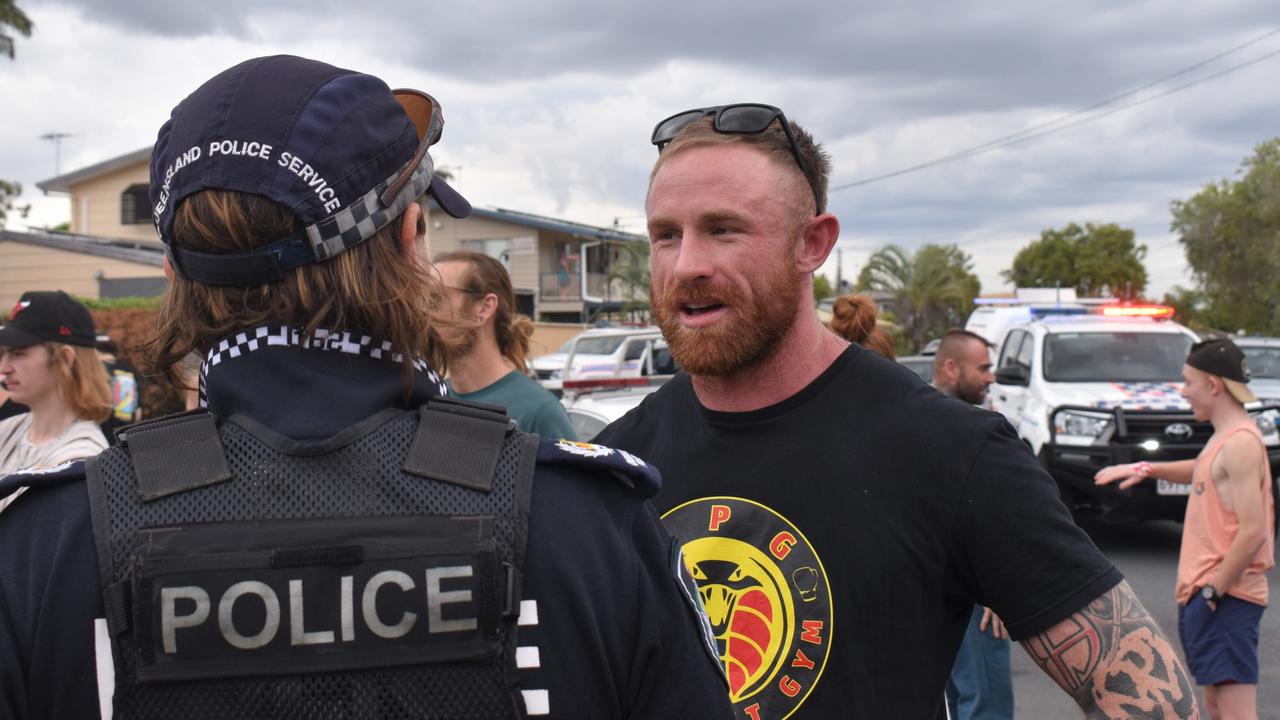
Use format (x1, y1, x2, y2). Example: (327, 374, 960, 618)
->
(0, 290, 109, 510)
(594, 104, 1199, 718)
(433, 250, 575, 440)
(0, 56, 731, 719)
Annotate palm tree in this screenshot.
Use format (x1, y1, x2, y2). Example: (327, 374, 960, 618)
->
(0, 1, 33, 60)
(605, 243, 651, 322)
(857, 243, 979, 351)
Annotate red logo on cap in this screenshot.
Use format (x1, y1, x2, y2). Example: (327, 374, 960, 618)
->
(9, 300, 30, 320)
(60, 325, 72, 336)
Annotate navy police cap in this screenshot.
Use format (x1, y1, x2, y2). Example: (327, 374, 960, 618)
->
(149, 55, 471, 285)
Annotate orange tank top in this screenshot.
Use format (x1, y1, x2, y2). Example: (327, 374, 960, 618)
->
(1175, 423, 1275, 606)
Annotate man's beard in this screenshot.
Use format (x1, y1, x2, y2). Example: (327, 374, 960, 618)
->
(442, 319, 483, 363)
(651, 261, 803, 377)
(954, 377, 987, 406)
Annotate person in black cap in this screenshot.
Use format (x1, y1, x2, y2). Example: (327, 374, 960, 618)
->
(0, 56, 731, 720)
(1097, 338, 1274, 719)
(0, 290, 110, 510)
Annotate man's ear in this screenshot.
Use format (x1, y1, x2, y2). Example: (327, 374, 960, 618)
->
(399, 202, 424, 260)
(1207, 375, 1223, 397)
(476, 293, 499, 325)
(797, 212, 841, 274)
(163, 255, 175, 281)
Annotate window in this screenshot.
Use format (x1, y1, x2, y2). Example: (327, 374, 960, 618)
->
(466, 238, 512, 270)
(998, 331, 1026, 369)
(120, 183, 151, 225)
(1043, 332, 1191, 382)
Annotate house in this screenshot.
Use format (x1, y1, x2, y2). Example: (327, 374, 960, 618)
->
(0, 230, 164, 310)
(20, 148, 648, 323)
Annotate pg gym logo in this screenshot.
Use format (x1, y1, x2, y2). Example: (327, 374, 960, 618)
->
(663, 497, 831, 720)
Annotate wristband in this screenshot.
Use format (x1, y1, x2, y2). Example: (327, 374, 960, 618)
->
(1133, 461, 1153, 478)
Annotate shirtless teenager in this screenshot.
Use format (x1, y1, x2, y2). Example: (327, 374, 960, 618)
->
(1097, 338, 1275, 720)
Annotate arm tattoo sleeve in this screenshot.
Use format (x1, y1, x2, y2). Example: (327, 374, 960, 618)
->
(1019, 581, 1200, 719)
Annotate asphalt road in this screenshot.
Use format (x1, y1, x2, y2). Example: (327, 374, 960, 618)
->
(1010, 518, 1279, 719)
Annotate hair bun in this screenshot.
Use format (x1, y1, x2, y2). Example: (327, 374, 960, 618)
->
(831, 294, 878, 344)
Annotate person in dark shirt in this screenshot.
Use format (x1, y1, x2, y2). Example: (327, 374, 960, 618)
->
(594, 104, 1200, 718)
(0, 55, 731, 720)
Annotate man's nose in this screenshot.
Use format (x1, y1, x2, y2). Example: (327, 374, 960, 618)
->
(672, 234, 715, 284)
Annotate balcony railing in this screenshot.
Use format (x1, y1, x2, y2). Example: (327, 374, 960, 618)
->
(539, 272, 649, 304)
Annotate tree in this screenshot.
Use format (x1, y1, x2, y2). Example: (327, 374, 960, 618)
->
(813, 273, 835, 303)
(0, 0, 33, 59)
(1002, 222, 1147, 298)
(1170, 138, 1280, 335)
(856, 243, 980, 351)
(0, 179, 27, 229)
(605, 242, 651, 321)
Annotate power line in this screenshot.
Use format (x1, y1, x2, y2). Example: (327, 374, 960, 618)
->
(831, 28, 1280, 192)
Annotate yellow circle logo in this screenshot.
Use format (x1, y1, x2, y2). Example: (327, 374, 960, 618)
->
(664, 498, 832, 719)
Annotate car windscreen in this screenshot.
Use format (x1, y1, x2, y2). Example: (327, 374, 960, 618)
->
(897, 358, 933, 382)
(1043, 332, 1192, 382)
(1242, 346, 1280, 379)
(573, 336, 629, 356)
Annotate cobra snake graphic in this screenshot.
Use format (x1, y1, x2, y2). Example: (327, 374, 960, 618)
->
(692, 559, 778, 698)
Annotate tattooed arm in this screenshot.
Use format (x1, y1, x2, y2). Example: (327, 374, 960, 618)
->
(1020, 581, 1200, 719)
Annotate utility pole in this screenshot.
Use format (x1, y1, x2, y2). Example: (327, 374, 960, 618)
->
(835, 248, 843, 293)
(40, 132, 73, 175)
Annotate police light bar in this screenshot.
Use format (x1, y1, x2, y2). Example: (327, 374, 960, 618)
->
(1029, 306, 1088, 317)
(1100, 305, 1175, 319)
(561, 377, 652, 392)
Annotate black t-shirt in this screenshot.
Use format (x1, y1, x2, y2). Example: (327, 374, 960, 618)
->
(594, 344, 1122, 719)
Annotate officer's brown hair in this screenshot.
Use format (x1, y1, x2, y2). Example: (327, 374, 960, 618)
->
(146, 190, 452, 390)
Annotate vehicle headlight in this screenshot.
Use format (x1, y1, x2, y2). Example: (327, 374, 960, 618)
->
(1054, 410, 1113, 446)
(1251, 408, 1280, 444)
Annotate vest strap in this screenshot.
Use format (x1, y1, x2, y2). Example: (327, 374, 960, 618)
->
(125, 411, 233, 501)
(404, 398, 513, 491)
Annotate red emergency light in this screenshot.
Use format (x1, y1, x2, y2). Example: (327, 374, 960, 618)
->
(561, 377, 652, 391)
(1100, 304, 1175, 319)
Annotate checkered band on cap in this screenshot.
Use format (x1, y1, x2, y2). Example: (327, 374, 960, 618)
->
(306, 151, 435, 261)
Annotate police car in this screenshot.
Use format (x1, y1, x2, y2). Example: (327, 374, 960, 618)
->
(532, 327, 663, 394)
(560, 338, 679, 439)
(975, 297, 1280, 521)
(1236, 336, 1280, 404)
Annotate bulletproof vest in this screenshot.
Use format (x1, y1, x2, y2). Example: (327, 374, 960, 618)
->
(86, 397, 535, 719)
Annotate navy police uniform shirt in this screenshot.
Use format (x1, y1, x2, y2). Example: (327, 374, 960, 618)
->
(0, 332, 732, 720)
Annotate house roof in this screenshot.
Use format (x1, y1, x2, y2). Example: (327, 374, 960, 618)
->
(429, 203, 644, 243)
(37, 147, 152, 193)
(0, 228, 164, 267)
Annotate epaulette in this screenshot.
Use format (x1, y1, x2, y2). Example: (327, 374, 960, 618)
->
(0, 459, 88, 501)
(536, 438, 661, 498)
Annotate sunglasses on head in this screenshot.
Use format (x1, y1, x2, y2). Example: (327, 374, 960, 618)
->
(380, 89, 446, 206)
(650, 103, 817, 211)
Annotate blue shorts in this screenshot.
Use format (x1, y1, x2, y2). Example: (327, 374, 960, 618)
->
(1178, 593, 1264, 686)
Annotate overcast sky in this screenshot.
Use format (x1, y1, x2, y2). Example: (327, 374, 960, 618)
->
(3, 1, 1278, 298)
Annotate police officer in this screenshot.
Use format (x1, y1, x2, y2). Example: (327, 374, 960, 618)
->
(0, 55, 731, 720)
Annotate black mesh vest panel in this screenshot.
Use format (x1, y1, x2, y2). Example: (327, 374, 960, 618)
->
(86, 405, 534, 720)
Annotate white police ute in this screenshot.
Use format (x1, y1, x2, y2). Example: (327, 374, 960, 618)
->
(976, 299, 1280, 521)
